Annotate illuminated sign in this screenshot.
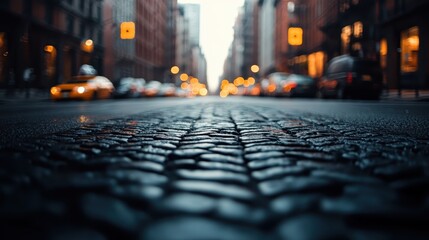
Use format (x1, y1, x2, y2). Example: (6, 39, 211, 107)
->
(120, 22, 135, 39)
(288, 27, 303, 46)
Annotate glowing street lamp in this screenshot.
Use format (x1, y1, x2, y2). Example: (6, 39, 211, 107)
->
(180, 73, 189, 81)
(171, 66, 180, 75)
(251, 65, 260, 73)
(81, 39, 94, 53)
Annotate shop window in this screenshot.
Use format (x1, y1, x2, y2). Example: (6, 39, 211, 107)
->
(380, 38, 387, 69)
(44, 45, 57, 81)
(307, 52, 325, 78)
(341, 25, 352, 54)
(66, 15, 74, 35)
(353, 21, 363, 38)
(401, 27, 419, 73)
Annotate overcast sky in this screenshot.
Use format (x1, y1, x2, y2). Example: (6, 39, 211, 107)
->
(178, 0, 244, 92)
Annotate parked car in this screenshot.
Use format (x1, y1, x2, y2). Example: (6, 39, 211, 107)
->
(158, 83, 176, 97)
(318, 55, 383, 99)
(280, 74, 317, 98)
(262, 72, 290, 97)
(144, 80, 162, 97)
(50, 75, 115, 101)
(113, 77, 146, 98)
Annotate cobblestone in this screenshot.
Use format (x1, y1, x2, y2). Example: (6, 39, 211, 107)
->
(1, 103, 429, 239)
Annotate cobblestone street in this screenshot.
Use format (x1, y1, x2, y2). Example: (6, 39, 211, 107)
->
(1, 102, 429, 240)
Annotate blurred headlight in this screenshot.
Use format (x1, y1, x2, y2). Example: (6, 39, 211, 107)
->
(50, 87, 60, 95)
(77, 86, 86, 94)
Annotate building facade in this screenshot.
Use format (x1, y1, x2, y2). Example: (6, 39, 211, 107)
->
(175, 3, 207, 86)
(103, 0, 177, 83)
(258, 0, 276, 76)
(379, 0, 429, 89)
(181, 4, 200, 46)
(0, 0, 104, 90)
(285, 0, 429, 90)
(241, 0, 257, 79)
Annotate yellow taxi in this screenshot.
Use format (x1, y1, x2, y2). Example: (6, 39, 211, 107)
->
(50, 75, 115, 101)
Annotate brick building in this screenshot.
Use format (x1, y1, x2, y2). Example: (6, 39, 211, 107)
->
(379, 0, 429, 89)
(0, 0, 104, 89)
(104, 0, 176, 83)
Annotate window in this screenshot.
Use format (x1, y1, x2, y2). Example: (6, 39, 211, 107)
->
(80, 22, 86, 38)
(380, 38, 387, 69)
(44, 45, 57, 81)
(341, 25, 352, 54)
(66, 15, 74, 35)
(353, 21, 363, 38)
(45, 4, 54, 24)
(80, 0, 85, 11)
(401, 27, 419, 73)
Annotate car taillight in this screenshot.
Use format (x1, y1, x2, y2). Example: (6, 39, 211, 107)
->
(284, 82, 297, 92)
(347, 72, 353, 84)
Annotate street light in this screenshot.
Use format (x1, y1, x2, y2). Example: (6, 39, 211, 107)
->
(81, 39, 94, 53)
(251, 65, 260, 73)
(180, 73, 189, 81)
(171, 66, 180, 75)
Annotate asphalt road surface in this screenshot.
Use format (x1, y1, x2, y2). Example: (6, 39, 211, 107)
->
(1, 97, 428, 145)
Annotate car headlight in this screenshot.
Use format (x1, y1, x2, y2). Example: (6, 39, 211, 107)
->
(50, 87, 60, 95)
(77, 86, 86, 94)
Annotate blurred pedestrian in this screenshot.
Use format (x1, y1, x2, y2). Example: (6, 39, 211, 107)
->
(23, 68, 34, 99)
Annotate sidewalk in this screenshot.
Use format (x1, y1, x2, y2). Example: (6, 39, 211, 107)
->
(0, 88, 50, 103)
(380, 89, 429, 101)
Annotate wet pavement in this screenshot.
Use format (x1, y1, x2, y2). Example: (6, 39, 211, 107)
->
(1, 101, 429, 239)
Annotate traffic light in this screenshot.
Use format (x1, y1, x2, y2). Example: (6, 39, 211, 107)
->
(120, 22, 135, 39)
(288, 27, 303, 46)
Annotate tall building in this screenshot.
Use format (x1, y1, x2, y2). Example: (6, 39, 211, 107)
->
(165, 0, 177, 82)
(175, 3, 207, 86)
(108, 0, 136, 80)
(175, 6, 191, 77)
(274, 0, 295, 73)
(103, 0, 177, 83)
(286, 0, 339, 78)
(379, 0, 429, 90)
(258, 0, 276, 76)
(242, 0, 257, 78)
(135, 0, 168, 81)
(284, 0, 429, 90)
(181, 4, 200, 46)
(0, 0, 104, 89)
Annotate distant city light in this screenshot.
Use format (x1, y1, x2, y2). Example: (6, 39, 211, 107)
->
(180, 73, 189, 81)
(171, 66, 180, 74)
(85, 39, 93, 47)
(251, 65, 260, 73)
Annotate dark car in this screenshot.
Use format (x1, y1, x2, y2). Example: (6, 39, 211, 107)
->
(318, 55, 383, 99)
(263, 72, 290, 97)
(280, 74, 317, 98)
(113, 77, 146, 98)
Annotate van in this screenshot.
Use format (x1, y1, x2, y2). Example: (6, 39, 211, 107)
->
(318, 55, 383, 99)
